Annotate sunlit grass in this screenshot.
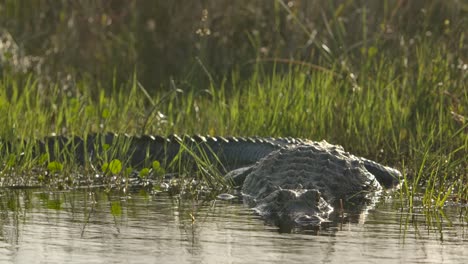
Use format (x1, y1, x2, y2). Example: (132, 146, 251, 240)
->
(0, 0, 466, 214)
(0, 38, 466, 206)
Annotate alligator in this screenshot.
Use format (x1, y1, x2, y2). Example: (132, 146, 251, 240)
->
(225, 141, 398, 232)
(1, 134, 401, 231)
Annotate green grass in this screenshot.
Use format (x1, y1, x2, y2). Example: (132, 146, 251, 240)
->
(0, 41, 466, 204)
(0, 1, 466, 212)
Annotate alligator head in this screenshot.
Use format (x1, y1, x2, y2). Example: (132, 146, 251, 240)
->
(251, 188, 334, 231)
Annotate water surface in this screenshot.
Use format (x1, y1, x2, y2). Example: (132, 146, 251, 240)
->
(0, 188, 466, 264)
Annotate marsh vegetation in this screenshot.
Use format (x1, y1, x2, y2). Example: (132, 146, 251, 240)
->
(0, 1, 466, 213)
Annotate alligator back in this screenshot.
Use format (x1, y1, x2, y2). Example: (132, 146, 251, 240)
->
(0, 133, 401, 187)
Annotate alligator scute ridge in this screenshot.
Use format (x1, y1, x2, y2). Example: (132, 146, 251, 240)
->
(1, 133, 401, 232)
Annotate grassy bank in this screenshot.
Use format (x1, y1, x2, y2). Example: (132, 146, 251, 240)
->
(0, 1, 466, 209)
(0, 40, 466, 206)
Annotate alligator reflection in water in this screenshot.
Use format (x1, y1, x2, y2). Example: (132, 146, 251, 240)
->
(0, 188, 466, 264)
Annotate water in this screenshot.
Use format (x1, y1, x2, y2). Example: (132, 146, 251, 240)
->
(0, 188, 466, 264)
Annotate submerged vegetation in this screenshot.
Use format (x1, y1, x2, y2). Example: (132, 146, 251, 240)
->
(0, 0, 466, 212)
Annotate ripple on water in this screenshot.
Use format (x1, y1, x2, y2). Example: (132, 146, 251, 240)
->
(0, 188, 466, 264)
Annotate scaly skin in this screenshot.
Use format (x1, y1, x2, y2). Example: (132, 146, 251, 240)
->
(234, 141, 390, 231)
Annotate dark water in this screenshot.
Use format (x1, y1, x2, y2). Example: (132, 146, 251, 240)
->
(0, 188, 466, 264)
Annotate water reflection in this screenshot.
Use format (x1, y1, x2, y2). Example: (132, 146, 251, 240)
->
(0, 188, 466, 264)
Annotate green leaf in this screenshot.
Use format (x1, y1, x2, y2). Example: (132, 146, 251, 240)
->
(103, 159, 122, 174)
(152, 160, 161, 170)
(153, 160, 165, 175)
(139, 168, 150, 178)
(102, 143, 110, 151)
(38, 153, 49, 165)
(69, 98, 79, 113)
(368, 46, 378, 58)
(37, 174, 45, 182)
(6, 154, 16, 167)
(102, 108, 110, 118)
(48, 161, 63, 172)
(85, 105, 95, 117)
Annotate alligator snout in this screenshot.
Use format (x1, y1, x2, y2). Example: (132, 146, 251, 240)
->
(290, 189, 334, 226)
(250, 188, 333, 229)
(294, 214, 326, 226)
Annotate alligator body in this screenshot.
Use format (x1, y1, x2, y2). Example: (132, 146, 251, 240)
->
(2, 134, 401, 231)
(227, 141, 393, 231)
